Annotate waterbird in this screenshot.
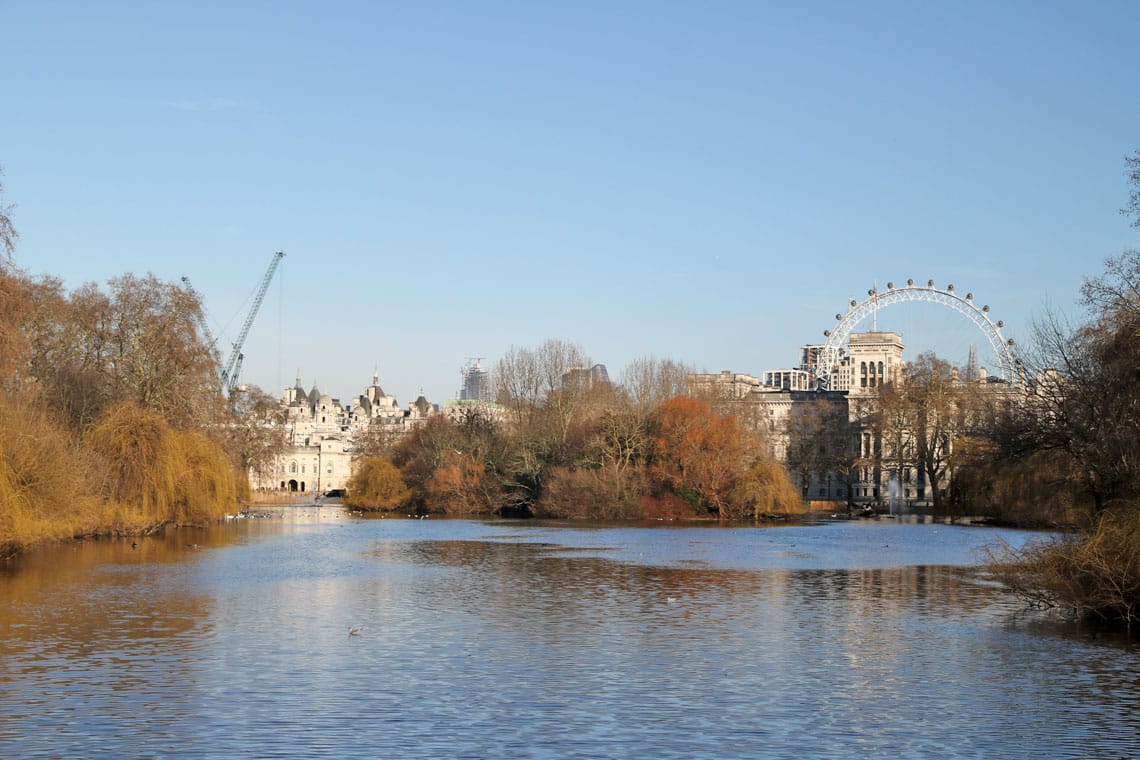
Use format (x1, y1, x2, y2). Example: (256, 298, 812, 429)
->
(348, 627, 362, 637)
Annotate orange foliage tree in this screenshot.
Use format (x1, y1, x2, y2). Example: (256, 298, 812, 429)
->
(426, 450, 499, 515)
(651, 396, 801, 519)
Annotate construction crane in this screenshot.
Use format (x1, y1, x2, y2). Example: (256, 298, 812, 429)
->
(220, 250, 285, 393)
(180, 276, 219, 355)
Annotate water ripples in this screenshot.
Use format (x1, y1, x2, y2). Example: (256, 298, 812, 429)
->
(1, 515, 1138, 758)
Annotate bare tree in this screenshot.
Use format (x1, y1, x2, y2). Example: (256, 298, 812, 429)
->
(619, 356, 692, 411)
(226, 385, 288, 487)
(783, 399, 829, 498)
(0, 164, 17, 261)
(1122, 149, 1140, 228)
(784, 395, 852, 502)
(494, 338, 590, 444)
(874, 353, 968, 514)
(997, 286, 1140, 514)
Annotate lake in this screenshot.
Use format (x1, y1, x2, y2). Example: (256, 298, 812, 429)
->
(1, 509, 1138, 759)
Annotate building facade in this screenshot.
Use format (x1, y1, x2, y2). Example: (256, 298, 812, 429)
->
(252, 372, 440, 495)
(689, 331, 996, 510)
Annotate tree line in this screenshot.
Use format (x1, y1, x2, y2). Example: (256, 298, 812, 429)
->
(345, 343, 804, 520)
(0, 165, 286, 555)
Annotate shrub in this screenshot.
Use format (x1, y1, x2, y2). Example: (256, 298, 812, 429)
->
(534, 465, 648, 520)
(731, 458, 808, 519)
(425, 451, 499, 516)
(0, 393, 101, 554)
(987, 506, 1140, 629)
(345, 457, 411, 511)
(87, 401, 237, 527)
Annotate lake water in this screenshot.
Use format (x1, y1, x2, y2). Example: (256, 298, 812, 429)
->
(1, 509, 1138, 759)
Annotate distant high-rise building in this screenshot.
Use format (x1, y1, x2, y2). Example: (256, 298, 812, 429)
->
(966, 344, 981, 382)
(562, 363, 611, 390)
(460, 358, 493, 402)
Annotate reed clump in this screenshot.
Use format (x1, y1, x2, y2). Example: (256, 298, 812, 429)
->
(987, 507, 1140, 629)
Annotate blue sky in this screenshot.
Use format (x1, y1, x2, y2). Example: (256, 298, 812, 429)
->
(3, 1, 1138, 405)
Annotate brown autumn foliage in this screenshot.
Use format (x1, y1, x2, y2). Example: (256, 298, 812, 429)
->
(387, 346, 803, 520)
(345, 456, 411, 511)
(426, 450, 500, 516)
(87, 401, 237, 526)
(0, 202, 251, 554)
(0, 392, 103, 556)
(987, 507, 1140, 629)
(651, 396, 803, 519)
(534, 464, 650, 520)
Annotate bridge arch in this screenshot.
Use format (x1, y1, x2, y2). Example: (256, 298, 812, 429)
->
(814, 279, 1019, 389)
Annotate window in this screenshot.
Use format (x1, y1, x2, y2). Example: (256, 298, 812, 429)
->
(290, 461, 298, 474)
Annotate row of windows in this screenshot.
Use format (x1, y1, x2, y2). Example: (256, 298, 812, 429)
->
(860, 361, 886, 388)
(284, 461, 334, 475)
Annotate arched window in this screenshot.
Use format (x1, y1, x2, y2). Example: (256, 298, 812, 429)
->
(290, 461, 298, 474)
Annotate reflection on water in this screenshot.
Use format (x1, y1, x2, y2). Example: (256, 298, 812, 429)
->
(1, 511, 1138, 759)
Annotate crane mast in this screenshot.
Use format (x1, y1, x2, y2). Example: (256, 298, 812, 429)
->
(179, 276, 218, 354)
(221, 250, 285, 393)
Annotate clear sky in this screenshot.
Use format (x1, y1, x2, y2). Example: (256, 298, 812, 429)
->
(3, 1, 1138, 405)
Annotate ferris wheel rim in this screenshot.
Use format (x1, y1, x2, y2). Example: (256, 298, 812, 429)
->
(814, 280, 1019, 388)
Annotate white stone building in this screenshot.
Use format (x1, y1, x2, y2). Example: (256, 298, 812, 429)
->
(252, 372, 441, 495)
(689, 331, 963, 508)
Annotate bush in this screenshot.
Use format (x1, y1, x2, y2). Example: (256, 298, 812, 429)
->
(425, 451, 500, 516)
(345, 457, 411, 511)
(731, 458, 808, 519)
(0, 394, 101, 555)
(87, 401, 237, 527)
(534, 465, 647, 520)
(987, 506, 1140, 629)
